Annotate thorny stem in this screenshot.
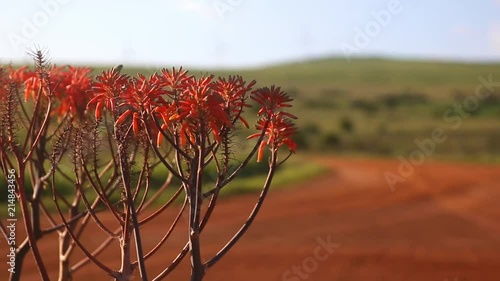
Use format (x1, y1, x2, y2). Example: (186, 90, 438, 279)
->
(203, 119, 270, 198)
(10, 85, 54, 281)
(116, 129, 148, 280)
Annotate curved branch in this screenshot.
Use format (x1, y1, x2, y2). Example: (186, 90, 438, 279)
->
(203, 119, 270, 198)
(139, 185, 183, 225)
(134, 197, 187, 264)
(23, 94, 52, 164)
(51, 173, 117, 278)
(139, 171, 174, 212)
(152, 244, 189, 281)
(205, 149, 277, 269)
(81, 158, 123, 225)
(144, 123, 188, 183)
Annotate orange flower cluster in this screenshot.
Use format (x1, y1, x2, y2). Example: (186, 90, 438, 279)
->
(8, 65, 93, 118)
(5, 65, 297, 161)
(249, 86, 297, 161)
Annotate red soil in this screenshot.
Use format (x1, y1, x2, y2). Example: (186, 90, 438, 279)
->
(2, 156, 500, 281)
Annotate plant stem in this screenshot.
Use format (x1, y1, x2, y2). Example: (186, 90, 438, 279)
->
(189, 144, 205, 281)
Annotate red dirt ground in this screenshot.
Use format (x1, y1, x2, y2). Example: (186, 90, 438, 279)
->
(2, 156, 500, 281)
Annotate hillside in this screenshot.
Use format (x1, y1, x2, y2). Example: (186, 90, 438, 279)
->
(14, 57, 500, 161)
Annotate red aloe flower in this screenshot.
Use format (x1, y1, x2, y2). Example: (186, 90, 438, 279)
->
(8, 66, 38, 101)
(9, 66, 35, 86)
(155, 123, 170, 147)
(249, 86, 297, 161)
(114, 109, 142, 136)
(160, 67, 194, 95)
(212, 75, 255, 128)
(151, 103, 180, 147)
(248, 113, 298, 162)
(55, 66, 93, 118)
(23, 76, 40, 101)
(251, 85, 296, 119)
(154, 102, 179, 127)
(113, 73, 170, 136)
(0, 67, 7, 99)
(87, 69, 129, 120)
(121, 73, 168, 113)
(176, 75, 231, 145)
(18, 65, 62, 101)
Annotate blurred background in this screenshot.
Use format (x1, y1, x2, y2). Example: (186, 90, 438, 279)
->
(1, 0, 500, 280)
(2, 0, 500, 66)
(2, 0, 500, 161)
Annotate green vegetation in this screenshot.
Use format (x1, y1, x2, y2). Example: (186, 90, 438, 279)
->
(198, 57, 500, 162)
(88, 57, 500, 162)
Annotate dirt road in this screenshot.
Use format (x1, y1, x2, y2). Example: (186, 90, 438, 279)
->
(3, 157, 500, 281)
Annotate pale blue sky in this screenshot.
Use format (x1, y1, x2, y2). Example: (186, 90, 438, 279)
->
(1, 0, 500, 68)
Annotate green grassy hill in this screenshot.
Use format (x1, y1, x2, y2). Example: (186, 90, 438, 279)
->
(20, 57, 500, 160)
(191, 57, 500, 161)
(99, 57, 500, 98)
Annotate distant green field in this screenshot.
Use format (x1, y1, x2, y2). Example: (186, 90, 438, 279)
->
(98, 57, 500, 96)
(93, 57, 500, 162)
(16, 57, 500, 160)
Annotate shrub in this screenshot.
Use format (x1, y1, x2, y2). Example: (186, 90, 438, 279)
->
(350, 99, 379, 114)
(379, 91, 428, 109)
(321, 132, 341, 149)
(0, 51, 297, 281)
(340, 116, 354, 134)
